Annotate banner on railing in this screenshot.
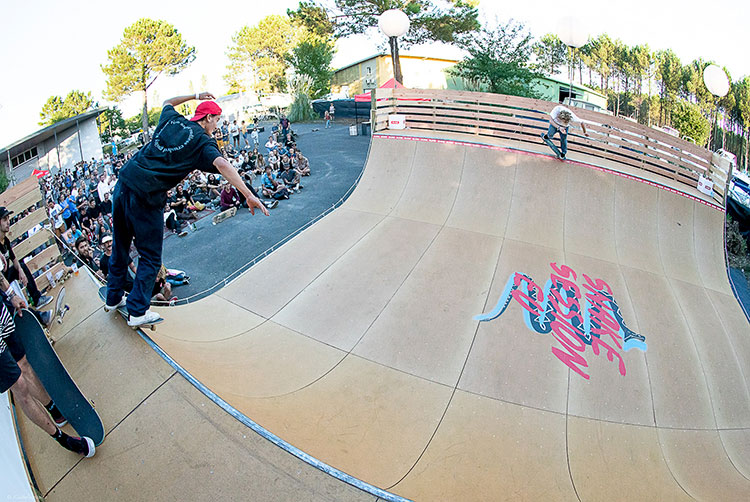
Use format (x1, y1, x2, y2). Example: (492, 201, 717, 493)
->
(388, 114, 406, 130)
(697, 174, 714, 196)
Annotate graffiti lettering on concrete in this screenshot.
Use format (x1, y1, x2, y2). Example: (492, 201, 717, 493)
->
(475, 263, 647, 380)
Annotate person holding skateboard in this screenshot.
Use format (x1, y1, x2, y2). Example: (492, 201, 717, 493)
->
(105, 93, 269, 328)
(541, 102, 589, 160)
(0, 268, 95, 457)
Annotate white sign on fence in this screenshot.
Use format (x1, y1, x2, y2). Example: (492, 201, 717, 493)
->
(388, 114, 406, 130)
(697, 174, 714, 196)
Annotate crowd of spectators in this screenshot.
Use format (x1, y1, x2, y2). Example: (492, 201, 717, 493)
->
(37, 114, 312, 302)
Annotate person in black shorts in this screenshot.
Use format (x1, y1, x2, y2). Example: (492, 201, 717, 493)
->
(105, 93, 269, 327)
(0, 279, 95, 457)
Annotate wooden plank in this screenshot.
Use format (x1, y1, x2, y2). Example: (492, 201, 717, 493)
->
(5, 188, 42, 216)
(34, 262, 65, 292)
(10, 207, 48, 240)
(11, 229, 54, 260)
(0, 177, 39, 207)
(25, 244, 60, 275)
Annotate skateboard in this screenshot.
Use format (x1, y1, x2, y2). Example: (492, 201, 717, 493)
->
(98, 286, 164, 331)
(212, 206, 237, 225)
(55, 286, 70, 324)
(541, 132, 564, 160)
(14, 308, 105, 445)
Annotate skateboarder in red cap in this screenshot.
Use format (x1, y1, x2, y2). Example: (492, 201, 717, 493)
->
(105, 93, 269, 327)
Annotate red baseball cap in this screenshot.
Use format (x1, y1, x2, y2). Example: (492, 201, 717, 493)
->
(190, 101, 222, 122)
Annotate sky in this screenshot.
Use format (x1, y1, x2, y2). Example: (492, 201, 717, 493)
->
(1, 0, 747, 148)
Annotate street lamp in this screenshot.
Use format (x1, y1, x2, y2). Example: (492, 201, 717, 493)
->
(703, 64, 730, 150)
(557, 16, 588, 105)
(379, 9, 410, 85)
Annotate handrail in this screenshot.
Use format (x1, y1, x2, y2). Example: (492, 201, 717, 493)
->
(374, 88, 726, 205)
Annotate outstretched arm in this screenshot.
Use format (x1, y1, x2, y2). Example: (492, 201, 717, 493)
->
(163, 92, 216, 108)
(214, 158, 269, 217)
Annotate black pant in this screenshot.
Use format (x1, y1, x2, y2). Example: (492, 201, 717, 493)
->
(6, 262, 42, 304)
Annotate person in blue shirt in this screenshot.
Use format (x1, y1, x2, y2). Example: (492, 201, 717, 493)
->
(105, 93, 269, 328)
(261, 166, 290, 200)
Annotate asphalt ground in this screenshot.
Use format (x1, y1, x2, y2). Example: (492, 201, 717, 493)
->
(161, 120, 371, 301)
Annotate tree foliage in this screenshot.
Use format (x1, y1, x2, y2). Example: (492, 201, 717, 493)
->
(287, 39, 335, 99)
(102, 18, 195, 136)
(320, 0, 480, 46)
(39, 90, 95, 126)
(671, 100, 709, 145)
(225, 15, 302, 94)
(533, 34, 567, 77)
(98, 107, 126, 143)
(450, 20, 541, 98)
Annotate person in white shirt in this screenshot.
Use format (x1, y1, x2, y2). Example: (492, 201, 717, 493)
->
(96, 174, 111, 202)
(542, 102, 589, 159)
(230, 120, 240, 148)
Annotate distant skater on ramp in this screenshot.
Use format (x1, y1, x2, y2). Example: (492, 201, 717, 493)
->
(105, 92, 269, 328)
(541, 101, 589, 160)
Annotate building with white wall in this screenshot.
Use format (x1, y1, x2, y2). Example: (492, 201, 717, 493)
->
(0, 108, 105, 184)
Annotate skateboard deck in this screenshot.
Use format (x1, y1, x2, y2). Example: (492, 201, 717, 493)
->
(212, 206, 237, 225)
(14, 308, 105, 445)
(55, 286, 70, 324)
(98, 286, 164, 331)
(541, 133, 564, 159)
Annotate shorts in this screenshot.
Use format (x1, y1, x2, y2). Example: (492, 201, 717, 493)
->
(0, 348, 21, 393)
(4, 331, 26, 361)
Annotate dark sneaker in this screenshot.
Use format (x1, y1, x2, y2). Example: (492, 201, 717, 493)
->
(266, 200, 278, 209)
(58, 433, 95, 458)
(36, 295, 54, 308)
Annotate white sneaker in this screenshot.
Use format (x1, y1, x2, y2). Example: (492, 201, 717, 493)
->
(127, 310, 161, 327)
(104, 297, 127, 312)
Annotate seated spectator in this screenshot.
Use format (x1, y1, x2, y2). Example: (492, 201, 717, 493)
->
(166, 268, 190, 287)
(164, 204, 187, 236)
(152, 265, 175, 304)
(279, 164, 302, 192)
(99, 192, 113, 217)
(219, 182, 242, 211)
(295, 153, 311, 177)
(63, 223, 83, 248)
(98, 235, 135, 291)
(176, 184, 204, 212)
(92, 215, 111, 245)
(75, 236, 104, 281)
(167, 188, 199, 224)
(205, 174, 222, 200)
(261, 166, 290, 200)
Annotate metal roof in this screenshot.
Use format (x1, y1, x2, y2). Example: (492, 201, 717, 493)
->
(0, 107, 107, 160)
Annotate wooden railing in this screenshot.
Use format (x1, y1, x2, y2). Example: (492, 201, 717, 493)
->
(0, 177, 64, 293)
(373, 88, 729, 205)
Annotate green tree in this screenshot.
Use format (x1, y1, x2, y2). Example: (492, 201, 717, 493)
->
(39, 90, 95, 126)
(655, 49, 682, 126)
(449, 20, 541, 98)
(102, 18, 195, 141)
(731, 77, 750, 169)
(287, 39, 335, 99)
(671, 100, 709, 146)
(225, 15, 302, 94)
(98, 107, 126, 143)
(299, 1, 479, 84)
(533, 34, 567, 77)
(287, 1, 334, 38)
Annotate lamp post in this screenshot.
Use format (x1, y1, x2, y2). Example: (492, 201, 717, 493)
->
(557, 16, 588, 105)
(378, 9, 410, 85)
(703, 64, 730, 150)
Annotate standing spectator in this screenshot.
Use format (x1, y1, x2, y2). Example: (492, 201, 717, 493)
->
(280, 115, 290, 140)
(47, 199, 66, 238)
(251, 127, 259, 148)
(221, 120, 230, 149)
(230, 120, 240, 148)
(96, 174, 110, 202)
(329, 102, 335, 122)
(324, 110, 331, 128)
(0, 208, 53, 309)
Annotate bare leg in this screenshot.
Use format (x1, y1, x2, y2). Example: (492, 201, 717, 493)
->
(17, 356, 52, 405)
(11, 374, 56, 435)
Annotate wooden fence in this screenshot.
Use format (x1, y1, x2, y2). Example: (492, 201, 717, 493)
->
(373, 88, 730, 205)
(0, 177, 64, 293)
